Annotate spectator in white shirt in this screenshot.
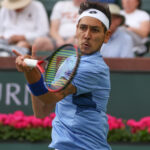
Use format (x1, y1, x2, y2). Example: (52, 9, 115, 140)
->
(33, 0, 85, 52)
(120, 0, 150, 56)
(100, 3, 134, 58)
(0, 0, 49, 53)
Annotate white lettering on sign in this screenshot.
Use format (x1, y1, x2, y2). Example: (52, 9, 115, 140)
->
(0, 83, 31, 106)
(6, 83, 21, 105)
(24, 85, 31, 105)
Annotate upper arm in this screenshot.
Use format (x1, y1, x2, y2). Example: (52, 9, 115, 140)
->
(31, 95, 56, 118)
(50, 1, 62, 33)
(137, 12, 150, 37)
(140, 21, 150, 37)
(50, 19, 60, 32)
(31, 83, 76, 118)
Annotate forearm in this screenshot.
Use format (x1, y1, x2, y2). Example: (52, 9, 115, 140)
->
(24, 68, 60, 103)
(29, 77, 74, 118)
(26, 70, 76, 118)
(50, 20, 65, 43)
(8, 35, 26, 44)
(28, 73, 76, 106)
(31, 94, 56, 118)
(128, 26, 149, 38)
(130, 28, 146, 38)
(24, 68, 41, 84)
(25, 68, 57, 118)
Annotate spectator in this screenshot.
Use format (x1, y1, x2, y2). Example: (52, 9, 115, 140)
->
(33, 0, 85, 51)
(120, 0, 150, 56)
(0, 0, 49, 55)
(100, 3, 134, 58)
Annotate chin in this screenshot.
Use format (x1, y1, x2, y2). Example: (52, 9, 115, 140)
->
(81, 50, 93, 55)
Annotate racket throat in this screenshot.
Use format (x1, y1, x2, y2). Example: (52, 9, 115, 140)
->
(37, 60, 46, 73)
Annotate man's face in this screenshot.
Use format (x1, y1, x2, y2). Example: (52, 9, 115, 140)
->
(73, 0, 86, 6)
(76, 16, 110, 55)
(122, 0, 139, 13)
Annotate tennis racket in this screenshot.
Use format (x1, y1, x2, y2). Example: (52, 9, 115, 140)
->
(24, 44, 80, 92)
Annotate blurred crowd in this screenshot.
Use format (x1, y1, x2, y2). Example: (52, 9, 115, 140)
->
(0, 0, 149, 58)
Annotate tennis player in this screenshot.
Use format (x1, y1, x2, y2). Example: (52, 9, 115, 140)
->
(13, 1, 112, 150)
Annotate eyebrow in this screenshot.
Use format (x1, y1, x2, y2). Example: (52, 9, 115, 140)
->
(80, 24, 101, 28)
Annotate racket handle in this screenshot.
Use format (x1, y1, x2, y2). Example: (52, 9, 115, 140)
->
(24, 58, 38, 67)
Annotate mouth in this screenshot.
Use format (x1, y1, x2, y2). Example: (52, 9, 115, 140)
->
(82, 42, 90, 49)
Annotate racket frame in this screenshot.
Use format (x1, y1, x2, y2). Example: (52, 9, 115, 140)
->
(44, 44, 80, 92)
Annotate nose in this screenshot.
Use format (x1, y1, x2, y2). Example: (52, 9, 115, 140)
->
(84, 29, 91, 40)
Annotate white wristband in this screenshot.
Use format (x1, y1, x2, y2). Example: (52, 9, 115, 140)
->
(24, 58, 38, 68)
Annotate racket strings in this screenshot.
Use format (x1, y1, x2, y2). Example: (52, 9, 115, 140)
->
(46, 56, 68, 84)
(45, 46, 79, 91)
(51, 78, 67, 87)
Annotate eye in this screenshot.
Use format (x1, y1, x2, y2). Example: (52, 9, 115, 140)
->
(79, 25, 87, 31)
(91, 28, 100, 33)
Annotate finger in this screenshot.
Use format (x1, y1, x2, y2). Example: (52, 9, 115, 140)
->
(15, 56, 30, 72)
(16, 55, 24, 65)
(15, 56, 24, 72)
(31, 44, 36, 59)
(12, 49, 22, 57)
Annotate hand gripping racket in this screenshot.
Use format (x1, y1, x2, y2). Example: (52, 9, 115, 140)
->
(24, 44, 80, 92)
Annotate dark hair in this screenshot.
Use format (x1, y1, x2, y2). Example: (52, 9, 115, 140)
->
(137, 0, 141, 8)
(78, 1, 111, 31)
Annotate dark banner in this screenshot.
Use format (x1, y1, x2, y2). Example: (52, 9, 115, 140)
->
(1, 69, 150, 119)
(0, 70, 33, 115)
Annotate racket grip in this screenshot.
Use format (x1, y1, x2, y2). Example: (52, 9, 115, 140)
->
(24, 58, 38, 68)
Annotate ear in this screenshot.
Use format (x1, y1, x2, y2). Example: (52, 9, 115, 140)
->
(103, 29, 111, 43)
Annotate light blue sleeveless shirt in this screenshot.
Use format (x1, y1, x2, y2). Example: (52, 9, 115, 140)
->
(49, 51, 111, 150)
